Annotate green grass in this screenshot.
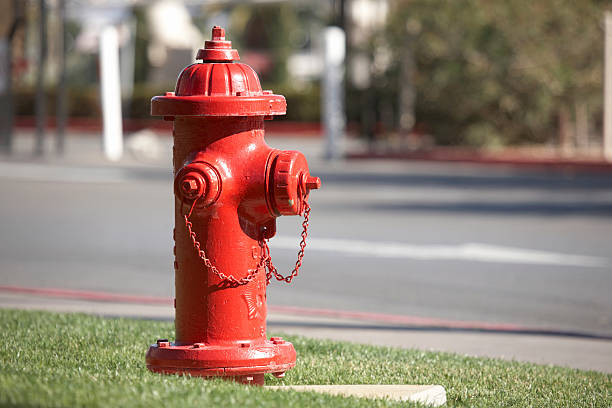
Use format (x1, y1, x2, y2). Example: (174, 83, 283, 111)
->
(0, 309, 609, 407)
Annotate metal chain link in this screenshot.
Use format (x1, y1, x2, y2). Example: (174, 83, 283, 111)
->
(182, 196, 311, 286)
(184, 213, 265, 286)
(261, 202, 311, 284)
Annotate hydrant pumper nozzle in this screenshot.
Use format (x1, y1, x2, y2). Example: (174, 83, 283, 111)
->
(145, 26, 320, 386)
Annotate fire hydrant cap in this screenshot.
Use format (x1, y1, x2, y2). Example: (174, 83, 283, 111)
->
(151, 26, 286, 117)
(269, 151, 320, 216)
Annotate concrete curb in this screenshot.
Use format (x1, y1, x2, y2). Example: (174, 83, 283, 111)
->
(347, 151, 612, 172)
(267, 384, 447, 406)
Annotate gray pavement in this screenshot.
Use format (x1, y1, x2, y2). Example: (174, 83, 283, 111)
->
(1, 130, 612, 373)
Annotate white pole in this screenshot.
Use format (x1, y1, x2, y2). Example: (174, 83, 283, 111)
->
(99, 25, 123, 161)
(323, 26, 346, 160)
(604, 11, 612, 161)
(120, 17, 136, 107)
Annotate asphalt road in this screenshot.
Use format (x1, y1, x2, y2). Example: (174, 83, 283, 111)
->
(1, 135, 611, 338)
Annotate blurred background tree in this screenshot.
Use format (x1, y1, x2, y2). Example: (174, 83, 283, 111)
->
(383, 0, 607, 149)
(4, 0, 609, 151)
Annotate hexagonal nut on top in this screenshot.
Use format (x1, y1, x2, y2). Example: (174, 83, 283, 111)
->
(268, 151, 321, 216)
(174, 161, 221, 207)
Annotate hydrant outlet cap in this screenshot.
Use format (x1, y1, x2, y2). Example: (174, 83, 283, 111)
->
(269, 151, 317, 216)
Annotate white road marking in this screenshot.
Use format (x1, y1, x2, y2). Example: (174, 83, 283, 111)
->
(271, 236, 609, 267)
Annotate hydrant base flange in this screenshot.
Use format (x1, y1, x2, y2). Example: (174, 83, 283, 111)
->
(145, 339, 296, 383)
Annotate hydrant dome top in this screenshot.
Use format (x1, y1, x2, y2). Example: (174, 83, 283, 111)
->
(175, 63, 262, 97)
(151, 26, 286, 117)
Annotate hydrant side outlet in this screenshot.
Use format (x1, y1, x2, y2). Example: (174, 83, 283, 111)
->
(145, 26, 320, 386)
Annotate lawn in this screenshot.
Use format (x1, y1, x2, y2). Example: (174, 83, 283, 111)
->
(0, 309, 609, 407)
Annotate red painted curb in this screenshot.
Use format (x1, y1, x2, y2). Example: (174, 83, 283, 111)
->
(347, 151, 612, 172)
(0, 285, 171, 305)
(0, 284, 528, 332)
(14, 117, 322, 137)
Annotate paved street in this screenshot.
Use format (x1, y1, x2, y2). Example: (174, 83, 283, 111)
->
(1, 133, 612, 362)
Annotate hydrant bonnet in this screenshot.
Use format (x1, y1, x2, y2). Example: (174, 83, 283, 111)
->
(151, 26, 286, 117)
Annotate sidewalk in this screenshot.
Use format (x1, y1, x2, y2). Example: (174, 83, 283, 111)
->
(1, 289, 611, 374)
(7, 128, 612, 173)
(1, 129, 334, 170)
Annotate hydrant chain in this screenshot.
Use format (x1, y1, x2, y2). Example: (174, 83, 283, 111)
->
(183, 192, 312, 286)
(184, 201, 311, 286)
(262, 202, 311, 284)
(184, 212, 264, 286)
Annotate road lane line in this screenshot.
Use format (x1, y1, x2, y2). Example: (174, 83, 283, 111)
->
(271, 237, 609, 267)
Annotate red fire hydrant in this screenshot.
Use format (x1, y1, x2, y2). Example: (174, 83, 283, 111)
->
(145, 26, 320, 385)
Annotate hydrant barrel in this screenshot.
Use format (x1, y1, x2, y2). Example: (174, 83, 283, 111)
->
(172, 117, 271, 346)
(145, 26, 320, 385)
